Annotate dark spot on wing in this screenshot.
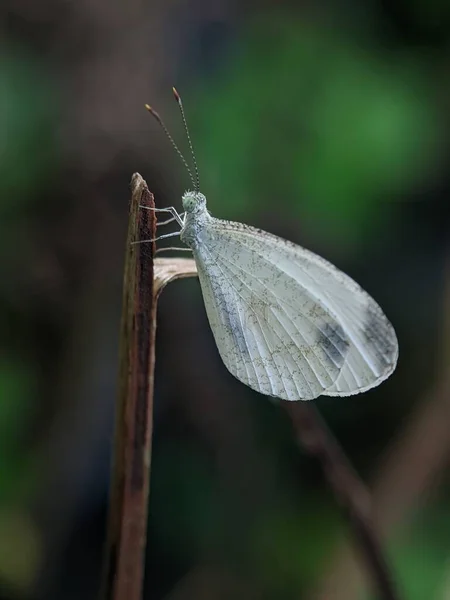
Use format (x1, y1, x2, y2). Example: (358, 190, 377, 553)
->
(316, 321, 349, 369)
(363, 304, 398, 368)
(213, 281, 251, 359)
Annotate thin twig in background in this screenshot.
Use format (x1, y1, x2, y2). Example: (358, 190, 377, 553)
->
(283, 402, 400, 600)
(102, 174, 399, 600)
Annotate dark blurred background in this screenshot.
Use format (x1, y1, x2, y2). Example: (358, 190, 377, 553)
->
(1, 0, 450, 599)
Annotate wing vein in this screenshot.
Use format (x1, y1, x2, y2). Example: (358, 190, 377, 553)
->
(217, 242, 379, 378)
(197, 260, 242, 381)
(202, 246, 277, 396)
(216, 256, 327, 394)
(210, 254, 280, 397)
(216, 252, 345, 380)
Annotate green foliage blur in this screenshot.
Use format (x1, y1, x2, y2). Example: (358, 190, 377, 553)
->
(192, 15, 440, 244)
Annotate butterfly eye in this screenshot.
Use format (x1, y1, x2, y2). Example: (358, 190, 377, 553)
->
(182, 192, 206, 213)
(182, 195, 193, 212)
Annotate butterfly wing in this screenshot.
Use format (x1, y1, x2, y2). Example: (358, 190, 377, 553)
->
(193, 218, 398, 400)
(193, 224, 350, 400)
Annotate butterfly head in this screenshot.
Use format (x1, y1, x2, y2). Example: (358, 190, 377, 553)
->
(182, 191, 207, 214)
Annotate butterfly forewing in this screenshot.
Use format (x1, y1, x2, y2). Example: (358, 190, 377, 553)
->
(194, 225, 351, 401)
(193, 218, 398, 400)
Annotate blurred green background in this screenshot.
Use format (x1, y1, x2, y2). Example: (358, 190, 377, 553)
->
(1, 1, 449, 599)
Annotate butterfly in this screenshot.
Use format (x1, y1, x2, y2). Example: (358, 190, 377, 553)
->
(140, 89, 398, 401)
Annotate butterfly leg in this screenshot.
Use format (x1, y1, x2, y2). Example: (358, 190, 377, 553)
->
(155, 212, 186, 227)
(131, 231, 181, 246)
(155, 246, 192, 254)
(139, 205, 185, 227)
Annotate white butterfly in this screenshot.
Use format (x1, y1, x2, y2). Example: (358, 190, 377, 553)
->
(143, 91, 398, 401)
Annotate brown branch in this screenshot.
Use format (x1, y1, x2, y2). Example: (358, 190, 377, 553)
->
(101, 173, 400, 600)
(283, 402, 400, 600)
(101, 174, 197, 600)
(101, 173, 157, 600)
(311, 374, 450, 600)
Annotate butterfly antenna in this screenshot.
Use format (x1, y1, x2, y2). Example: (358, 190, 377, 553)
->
(144, 103, 195, 189)
(172, 87, 200, 193)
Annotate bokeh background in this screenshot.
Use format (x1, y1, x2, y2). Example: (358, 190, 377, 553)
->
(2, 0, 450, 599)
